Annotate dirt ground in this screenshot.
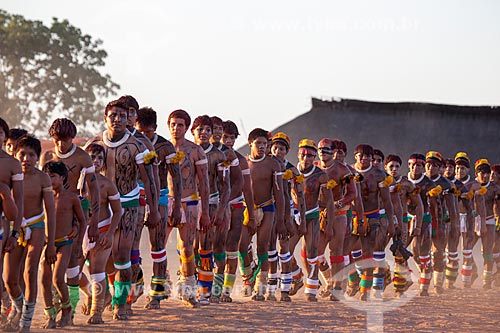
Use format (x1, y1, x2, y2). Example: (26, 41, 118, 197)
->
(22, 230, 498, 332)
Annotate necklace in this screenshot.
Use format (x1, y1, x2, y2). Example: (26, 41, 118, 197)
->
(460, 175, 471, 184)
(430, 174, 441, 182)
(408, 173, 425, 185)
(249, 154, 266, 162)
(203, 143, 213, 154)
(103, 130, 130, 148)
(151, 134, 158, 146)
(477, 179, 490, 188)
(55, 144, 76, 159)
(354, 163, 372, 174)
(301, 165, 316, 178)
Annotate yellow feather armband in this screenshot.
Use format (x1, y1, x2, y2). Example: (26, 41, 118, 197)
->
(378, 175, 393, 188)
(450, 186, 461, 197)
(282, 169, 293, 180)
(477, 186, 487, 196)
(166, 151, 185, 164)
(354, 174, 364, 183)
(463, 190, 474, 200)
(428, 185, 443, 197)
(295, 175, 305, 183)
(144, 151, 158, 165)
(324, 179, 338, 190)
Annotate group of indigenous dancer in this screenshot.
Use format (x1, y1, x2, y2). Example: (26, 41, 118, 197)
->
(0, 98, 499, 331)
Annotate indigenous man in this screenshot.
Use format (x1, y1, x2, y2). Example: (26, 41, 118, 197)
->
(86, 99, 160, 319)
(407, 153, 437, 296)
(0, 118, 24, 326)
(424, 151, 459, 294)
(191, 116, 230, 304)
(331, 139, 365, 298)
(316, 138, 357, 301)
(296, 139, 334, 301)
(352, 144, 394, 300)
(455, 152, 485, 288)
(270, 132, 305, 301)
(135, 107, 182, 309)
(385, 154, 424, 296)
(5, 135, 56, 331)
(490, 164, 500, 285)
(473, 159, 500, 289)
(41, 118, 100, 319)
(5, 128, 27, 156)
(83, 143, 122, 324)
(209, 116, 226, 151)
(118, 95, 160, 311)
(442, 158, 465, 288)
(167, 109, 210, 307)
(220, 120, 255, 302)
(239, 128, 286, 301)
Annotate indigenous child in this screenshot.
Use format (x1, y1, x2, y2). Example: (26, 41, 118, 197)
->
(41, 161, 86, 328)
(5, 135, 56, 332)
(0, 118, 24, 325)
(83, 143, 122, 324)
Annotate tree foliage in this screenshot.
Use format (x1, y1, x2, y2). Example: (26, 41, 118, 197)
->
(0, 10, 119, 137)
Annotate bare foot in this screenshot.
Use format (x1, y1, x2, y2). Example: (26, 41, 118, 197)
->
(56, 306, 73, 327)
(112, 305, 128, 320)
(144, 296, 161, 310)
(87, 313, 104, 324)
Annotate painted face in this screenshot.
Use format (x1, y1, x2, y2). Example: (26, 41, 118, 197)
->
(46, 172, 63, 190)
(52, 136, 73, 154)
(249, 136, 267, 158)
(135, 123, 156, 141)
(211, 124, 223, 143)
(15, 146, 38, 173)
(193, 125, 212, 145)
(476, 170, 491, 185)
(168, 117, 187, 140)
(271, 142, 287, 161)
(425, 161, 440, 178)
(89, 151, 105, 172)
(455, 165, 469, 180)
(317, 145, 333, 163)
(355, 153, 372, 170)
(408, 161, 424, 178)
(333, 149, 345, 162)
(373, 154, 384, 170)
(127, 108, 137, 127)
(385, 161, 401, 178)
(222, 133, 236, 148)
(104, 106, 128, 134)
(298, 147, 316, 170)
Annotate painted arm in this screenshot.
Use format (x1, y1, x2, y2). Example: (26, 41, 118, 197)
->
(196, 153, 211, 231)
(380, 186, 395, 237)
(474, 191, 487, 235)
(100, 187, 123, 249)
(85, 171, 100, 243)
(139, 162, 160, 228)
(214, 161, 230, 226)
(409, 190, 424, 236)
(166, 160, 182, 226)
(320, 176, 335, 238)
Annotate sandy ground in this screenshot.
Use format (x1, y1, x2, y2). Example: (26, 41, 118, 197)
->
(20, 230, 498, 332)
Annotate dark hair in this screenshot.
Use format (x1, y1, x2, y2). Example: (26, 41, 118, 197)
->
(385, 154, 402, 166)
(354, 144, 374, 157)
(445, 158, 456, 168)
(491, 164, 500, 174)
(85, 143, 105, 157)
(137, 107, 157, 128)
(210, 116, 223, 126)
(49, 118, 77, 139)
(223, 120, 239, 137)
(118, 95, 139, 111)
(105, 99, 129, 115)
(373, 149, 384, 161)
(409, 153, 426, 161)
(0, 117, 9, 139)
(42, 161, 68, 181)
(9, 128, 28, 141)
(168, 109, 191, 128)
(191, 115, 213, 134)
(248, 128, 269, 144)
(455, 158, 470, 169)
(318, 138, 334, 150)
(14, 134, 42, 158)
(333, 139, 347, 154)
(476, 164, 491, 174)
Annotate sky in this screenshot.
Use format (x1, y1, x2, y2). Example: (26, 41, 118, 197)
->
(1, 0, 500, 147)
